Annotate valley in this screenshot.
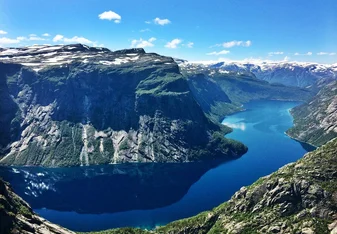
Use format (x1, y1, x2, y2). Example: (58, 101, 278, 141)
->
(0, 44, 336, 234)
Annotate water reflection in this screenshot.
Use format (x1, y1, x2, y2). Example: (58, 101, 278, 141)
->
(0, 160, 225, 214)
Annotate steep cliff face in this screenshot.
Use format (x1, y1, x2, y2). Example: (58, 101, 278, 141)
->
(0, 178, 74, 234)
(0, 44, 247, 167)
(287, 81, 337, 147)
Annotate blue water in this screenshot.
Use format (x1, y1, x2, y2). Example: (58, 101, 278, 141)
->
(0, 100, 313, 231)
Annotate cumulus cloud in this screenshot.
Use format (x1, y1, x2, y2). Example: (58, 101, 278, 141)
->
(0, 37, 20, 44)
(268, 51, 284, 55)
(53, 34, 64, 42)
(0, 30, 7, 35)
(317, 52, 336, 56)
(206, 50, 230, 56)
(294, 52, 312, 56)
(131, 37, 156, 48)
(98, 11, 121, 23)
(42, 33, 50, 37)
(165, 39, 182, 49)
(223, 40, 251, 48)
(154, 17, 171, 25)
(53, 35, 93, 44)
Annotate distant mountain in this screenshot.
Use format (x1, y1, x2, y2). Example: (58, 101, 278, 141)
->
(179, 60, 337, 89)
(179, 62, 313, 122)
(287, 80, 337, 147)
(0, 44, 247, 167)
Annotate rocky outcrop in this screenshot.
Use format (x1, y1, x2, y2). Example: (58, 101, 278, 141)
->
(0, 178, 74, 234)
(0, 44, 247, 167)
(287, 81, 337, 147)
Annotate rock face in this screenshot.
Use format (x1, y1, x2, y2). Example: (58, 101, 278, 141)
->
(287, 81, 337, 147)
(153, 138, 337, 234)
(0, 178, 74, 234)
(179, 63, 313, 122)
(0, 44, 247, 167)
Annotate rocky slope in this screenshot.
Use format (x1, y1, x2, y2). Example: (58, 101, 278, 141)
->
(183, 61, 337, 89)
(0, 178, 74, 234)
(93, 138, 337, 234)
(0, 44, 247, 167)
(179, 63, 313, 122)
(287, 81, 337, 147)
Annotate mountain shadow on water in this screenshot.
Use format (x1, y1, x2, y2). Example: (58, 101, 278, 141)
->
(0, 160, 226, 214)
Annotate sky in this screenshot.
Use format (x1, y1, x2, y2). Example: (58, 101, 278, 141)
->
(0, 0, 337, 64)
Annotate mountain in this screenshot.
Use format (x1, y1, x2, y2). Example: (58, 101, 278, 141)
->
(0, 178, 74, 234)
(287, 81, 337, 147)
(179, 63, 313, 122)
(180, 60, 337, 90)
(0, 44, 247, 167)
(87, 138, 337, 234)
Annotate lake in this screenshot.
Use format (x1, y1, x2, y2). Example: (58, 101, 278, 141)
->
(0, 100, 314, 231)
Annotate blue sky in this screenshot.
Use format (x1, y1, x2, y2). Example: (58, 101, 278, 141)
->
(0, 0, 337, 63)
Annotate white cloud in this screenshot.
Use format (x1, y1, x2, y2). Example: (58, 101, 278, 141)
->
(165, 39, 182, 49)
(53, 34, 92, 44)
(29, 34, 37, 37)
(0, 30, 7, 35)
(268, 51, 284, 55)
(16, 36, 26, 41)
(131, 37, 156, 48)
(154, 17, 171, 25)
(64, 36, 92, 44)
(140, 28, 151, 33)
(284, 56, 290, 61)
(0, 37, 20, 44)
(206, 50, 230, 56)
(145, 21, 151, 24)
(186, 42, 194, 48)
(98, 11, 121, 23)
(223, 40, 251, 48)
(317, 52, 336, 56)
(294, 52, 312, 56)
(42, 33, 50, 37)
(53, 34, 64, 42)
(29, 36, 45, 41)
